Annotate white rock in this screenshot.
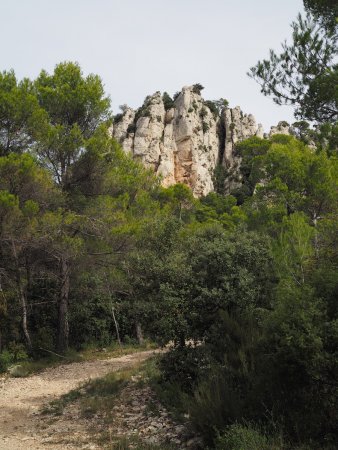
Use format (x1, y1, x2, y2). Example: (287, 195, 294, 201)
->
(269, 121, 291, 137)
(111, 86, 271, 197)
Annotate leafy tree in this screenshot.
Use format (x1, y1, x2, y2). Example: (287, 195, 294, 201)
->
(162, 92, 174, 111)
(37, 209, 85, 352)
(151, 224, 274, 350)
(155, 183, 195, 222)
(304, 0, 338, 30)
(34, 62, 111, 187)
(214, 98, 229, 112)
(30, 62, 112, 351)
(0, 71, 46, 156)
(68, 130, 160, 346)
(256, 211, 337, 440)
(249, 14, 337, 123)
(257, 138, 337, 223)
(0, 154, 56, 350)
(232, 135, 338, 232)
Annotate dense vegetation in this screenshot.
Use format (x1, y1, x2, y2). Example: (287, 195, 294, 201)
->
(0, 2, 337, 448)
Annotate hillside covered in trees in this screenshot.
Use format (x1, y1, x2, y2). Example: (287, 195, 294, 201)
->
(0, 1, 337, 449)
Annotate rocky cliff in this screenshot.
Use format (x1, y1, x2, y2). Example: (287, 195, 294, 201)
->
(110, 86, 287, 197)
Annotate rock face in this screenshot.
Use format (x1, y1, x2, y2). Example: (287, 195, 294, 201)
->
(223, 106, 264, 168)
(111, 86, 264, 196)
(269, 121, 291, 137)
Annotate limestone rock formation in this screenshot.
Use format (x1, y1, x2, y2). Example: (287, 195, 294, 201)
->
(223, 106, 264, 168)
(222, 106, 264, 191)
(111, 86, 264, 196)
(269, 121, 291, 137)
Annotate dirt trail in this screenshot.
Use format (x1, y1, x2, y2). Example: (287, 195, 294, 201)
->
(0, 350, 158, 450)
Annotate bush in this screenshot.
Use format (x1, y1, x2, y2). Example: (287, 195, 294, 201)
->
(8, 364, 30, 377)
(193, 83, 204, 94)
(199, 107, 208, 119)
(159, 345, 211, 393)
(212, 165, 229, 195)
(114, 113, 124, 124)
(189, 369, 248, 445)
(0, 350, 14, 373)
(0, 343, 29, 374)
(215, 424, 276, 450)
(204, 100, 219, 119)
(202, 121, 210, 133)
(162, 92, 174, 110)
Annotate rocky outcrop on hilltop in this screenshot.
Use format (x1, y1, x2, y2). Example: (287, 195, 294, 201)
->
(110, 86, 266, 196)
(269, 121, 292, 137)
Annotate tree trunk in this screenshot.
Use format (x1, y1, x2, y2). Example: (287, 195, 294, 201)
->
(112, 306, 122, 347)
(57, 257, 70, 353)
(11, 240, 32, 350)
(135, 321, 144, 345)
(0, 279, 5, 353)
(104, 274, 122, 347)
(313, 215, 319, 258)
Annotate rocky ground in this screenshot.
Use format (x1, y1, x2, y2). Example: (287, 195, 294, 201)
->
(102, 374, 200, 449)
(0, 350, 199, 450)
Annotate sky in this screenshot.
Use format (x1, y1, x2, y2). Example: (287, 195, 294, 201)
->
(0, 0, 305, 131)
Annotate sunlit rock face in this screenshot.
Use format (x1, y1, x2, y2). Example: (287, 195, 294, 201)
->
(110, 86, 265, 197)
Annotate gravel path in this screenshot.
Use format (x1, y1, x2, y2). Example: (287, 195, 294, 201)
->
(0, 350, 158, 450)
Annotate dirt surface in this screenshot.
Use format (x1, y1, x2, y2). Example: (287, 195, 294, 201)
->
(0, 350, 158, 450)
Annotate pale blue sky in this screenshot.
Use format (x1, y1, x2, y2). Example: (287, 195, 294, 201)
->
(0, 0, 304, 130)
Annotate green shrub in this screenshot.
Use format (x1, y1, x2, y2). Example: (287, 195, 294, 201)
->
(114, 113, 124, 124)
(269, 133, 294, 145)
(212, 165, 229, 195)
(204, 100, 219, 119)
(215, 424, 274, 450)
(189, 370, 248, 445)
(199, 107, 208, 119)
(8, 364, 30, 377)
(159, 346, 211, 393)
(202, 121, 210, 133)
(0, 350, 14, 373)
(162, 92, 174, 110)
(193, 83, 204, 94)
